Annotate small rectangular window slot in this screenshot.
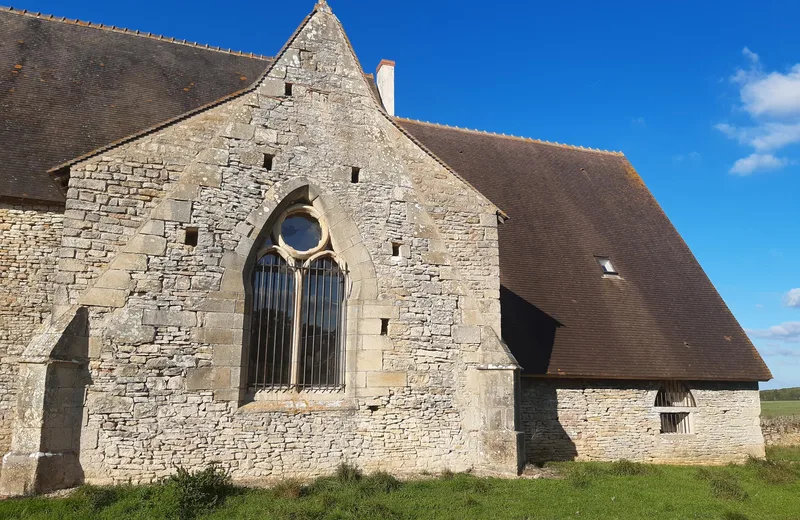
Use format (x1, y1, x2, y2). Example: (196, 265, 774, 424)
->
(380, 319, 389, 336)
(351, 167, 360, 184)
(263, 154, 274, 171)
(391, 242, 401, 257)
(660, 412, 691, 434)
(284, 83, 293, 96)
(185, 227, 199, 247)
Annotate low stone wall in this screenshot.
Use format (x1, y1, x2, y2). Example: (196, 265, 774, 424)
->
(0, 202, 63, 455)
(520, 379, 764, 464)
(761, 416, 800, 446)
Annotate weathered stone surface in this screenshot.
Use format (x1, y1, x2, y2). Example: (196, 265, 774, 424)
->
(112, 253, 148, 271)
(104, 309, 156, 346)
(452, 325, 481, 344)
(126, 235, 167, 256)
(95, 270, 132, 290)
(521, 379, 765, 465)
(150, 200, 192, 223)
(366, 371, 407, 387)
(79, 288, 127, 308)
(142, 310, 197, 328)
(87, 394, 134, 414)
(0, 203, 63, 455)
(140, 220, 165, 236)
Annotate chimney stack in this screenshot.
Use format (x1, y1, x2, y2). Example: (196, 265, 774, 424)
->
(376, 59, 395, 116)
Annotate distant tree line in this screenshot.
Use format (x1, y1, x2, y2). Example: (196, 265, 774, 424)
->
(761, 387, 800, 401)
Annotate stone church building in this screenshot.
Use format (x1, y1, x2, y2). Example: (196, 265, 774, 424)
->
(0, 2, 771, 494)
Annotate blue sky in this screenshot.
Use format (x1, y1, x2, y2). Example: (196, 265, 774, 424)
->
(13, 0, 798, 388)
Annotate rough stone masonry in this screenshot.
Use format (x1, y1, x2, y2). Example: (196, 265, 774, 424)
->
(0, 4, 521, 494)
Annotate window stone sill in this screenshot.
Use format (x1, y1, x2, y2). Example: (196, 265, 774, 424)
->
(237, 395, 357, 414)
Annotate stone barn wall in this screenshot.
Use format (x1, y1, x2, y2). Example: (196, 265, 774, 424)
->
(0, 202, 63, 456)
(521, 379, 764, 464)
(1, 5, 521, 493)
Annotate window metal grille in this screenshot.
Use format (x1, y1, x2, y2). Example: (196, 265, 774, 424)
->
(249, 254, 296, 390)
(660, 412, 691, 434)
(298, 257, 345, 389)
(655, 381, 696, 407)
(248, 253, 346, 392)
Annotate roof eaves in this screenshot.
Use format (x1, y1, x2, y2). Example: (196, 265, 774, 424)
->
(2, 6, 272, 60)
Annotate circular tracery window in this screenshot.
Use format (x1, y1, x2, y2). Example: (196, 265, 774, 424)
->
(275, 205, 329, 258)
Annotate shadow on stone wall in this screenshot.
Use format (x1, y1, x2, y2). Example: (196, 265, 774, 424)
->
(498, 287, 577, 464)
(40, 307, 92, 490)
(521, 380, 579, 464)
(1, 307, 91, 494)
(500, 286, 562, 375)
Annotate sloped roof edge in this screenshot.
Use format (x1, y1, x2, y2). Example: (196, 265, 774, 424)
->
(1, 6, 271, 60)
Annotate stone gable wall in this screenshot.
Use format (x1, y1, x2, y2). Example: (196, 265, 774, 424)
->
(0, 202, 63, 454)
(521, 379, 764, 464)
(1, 7, 519, 489)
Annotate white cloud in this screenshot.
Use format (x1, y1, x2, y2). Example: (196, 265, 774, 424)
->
(717, 48, 800, 174)
(761, 346, 800, 358)
(672, 151, 701, 164)
(748, 321, 800, 341)
(738, 64, 800, 119)
(729, 153, 788, 175)
(786, 288, 800, 308)
(742, 47, 760, 64)
(715, 122, 800, 151)
(631, 117, 646, 127)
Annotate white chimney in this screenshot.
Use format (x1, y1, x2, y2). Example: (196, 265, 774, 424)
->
(376, 59, 395, 116)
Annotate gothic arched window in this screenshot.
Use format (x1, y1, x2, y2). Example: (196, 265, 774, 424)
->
(248, 205, 346, 391)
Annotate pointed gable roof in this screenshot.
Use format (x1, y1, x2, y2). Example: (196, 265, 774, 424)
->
(0, 8, 271, 203)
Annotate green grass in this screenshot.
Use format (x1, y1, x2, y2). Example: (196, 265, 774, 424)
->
(761, 400, 800, 418)
(767, 445, 800, 463)
(2, 452, 799, 520)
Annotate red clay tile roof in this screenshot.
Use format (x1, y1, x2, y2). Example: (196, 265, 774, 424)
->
(0, 8, 270, 203)
(397, 119, 771, 381)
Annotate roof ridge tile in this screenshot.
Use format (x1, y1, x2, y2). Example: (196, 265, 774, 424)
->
(2, 5, 271, 60)
(395, 117, 625, 156)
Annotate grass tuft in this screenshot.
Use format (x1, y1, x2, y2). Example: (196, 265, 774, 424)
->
(440, 468, 455, 480)
(271, 478, 304, 499)
(608, 459, 652, 476)
(722, 512, 750, 520)
(746, 456, 798, 484)
(165, 463, 234, 519)
(451, 474, 492, 494)
(697, 468, 749, 501)
(334, 462, 362, 483)
(360, 471, 402, 494)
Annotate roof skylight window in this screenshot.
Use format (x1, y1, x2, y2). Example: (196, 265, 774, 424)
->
(595, 256, 618, 276)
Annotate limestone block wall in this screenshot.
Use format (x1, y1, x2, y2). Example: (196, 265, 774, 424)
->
(521, 379, 764, 464)
(2, 5, 520, 489)
(0, 202, 63, 455)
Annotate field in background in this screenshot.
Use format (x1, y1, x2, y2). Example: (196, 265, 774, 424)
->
(2, 449, 799, 520)
(762, 400, 800, 418)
